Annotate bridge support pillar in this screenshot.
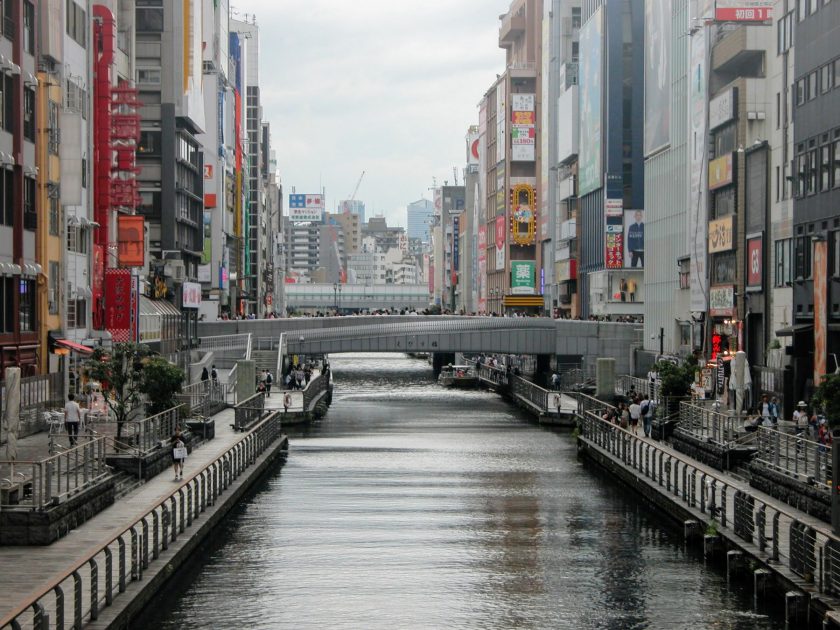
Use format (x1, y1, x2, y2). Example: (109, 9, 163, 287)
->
(535, 355, 551, 387)
(785, 591, 808, 627)
(753, 568, 771, 609)
(235, 360, 256, 404)
(431, 353, 455, 376)
(596, 358, 616, 400)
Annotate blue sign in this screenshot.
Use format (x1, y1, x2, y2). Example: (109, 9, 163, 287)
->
(289, 194, 306, 208)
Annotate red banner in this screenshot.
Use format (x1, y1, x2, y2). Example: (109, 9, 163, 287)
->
(105, 269, 137, 342)
(746, 236, 762, 288)
(118, 215, 145, 267)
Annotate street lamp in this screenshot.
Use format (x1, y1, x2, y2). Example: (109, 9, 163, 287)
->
(333, 282, 338, 313)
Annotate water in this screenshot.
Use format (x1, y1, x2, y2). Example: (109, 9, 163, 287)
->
(144, 353, 783, 629)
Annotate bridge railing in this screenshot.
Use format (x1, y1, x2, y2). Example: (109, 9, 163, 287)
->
(616, 375, 659, 401)
(234, 392, 266, 432)
(509, 374, 551, 412)
(174, 381, 226, 419)
(198, 334, 250, 354)
(678, 400, 743, 445)
(0, 409, 286, 630)
(478, 365, 508, 387)
(753, 426, 832, 488)
(577, 409, 840, 598)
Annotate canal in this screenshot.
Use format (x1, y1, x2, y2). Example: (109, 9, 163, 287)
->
(143, 353, 783, 629)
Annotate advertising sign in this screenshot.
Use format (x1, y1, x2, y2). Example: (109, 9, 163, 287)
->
(433, 187, 442, 216)
(511, 94, 535, 112)
(605, 197, 623, 217)
(605, 216, 623, 269)
(510, 260, 536, 295)
(645, 0, 672, 156)
(815, 239, 828, 382)
(105, 269, 137, 343)
(510, 93, 535, 162)
(709, 87, 737, 130)
(495, 215, 506, 271)
(578, 8, 603, 196)
(708, 154, 734, 190)
(182, 281, 202, 308)
(478, 224, 487, 313)
(197, 264, 212, 283)
(746, 236, 762, 288)
(288, 193, 324, 222)
(117, 215, 145, 268)
(202, 211, 211, 264)
(708, 215, 735, 253)
(624, 209, 645, 268)
(467, 128, 479, 166)
(452, 217, 460, 282)
(496, 84, 506, 163)
(709, 285, 735, 317)
(714, 1, 773, 22)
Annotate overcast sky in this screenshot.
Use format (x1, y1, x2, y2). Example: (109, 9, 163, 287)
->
(239, 0, 511, 227)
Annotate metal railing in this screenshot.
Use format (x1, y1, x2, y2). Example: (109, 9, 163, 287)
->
(577, 409, 840, 599)
(234, 392, 266, 431)
(679, 400, 743, 445)
(0, 437, 110, 510)
(0, 373, 65, 443)
(245, 333, 252, 360)
(197, 334, 251, 355)
(94, 407, 181, 454)
(478, 365, 508, 387)
(226, 363, 239, 404)
(0, 410, 286, 630)
(175, 382, 226, 419)
(302, 370, 329, 412)
(509, 374, 549, 411)
(616, 375, 660, 401)
(559, 366, 595, 390)
(753, 426, 832, 488)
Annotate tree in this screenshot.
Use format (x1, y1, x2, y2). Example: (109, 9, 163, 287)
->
(140, 356, 185, 415)
(656, 359, 695, 417)
(813, 373, 840, 428)
(84, 343, 152, 438)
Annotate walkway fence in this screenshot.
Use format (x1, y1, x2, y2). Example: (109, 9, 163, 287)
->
(577, 408, 840, 599)
(233, 392, 266, 432)
(0, 411, 286, 630)
(510, 374, 550, 412)
(0, 373, 65, 443)
(753, 426, 832, 489)
(478, 365, 508, 387)
(616, 375, 659, 401)
(558, 366, 595, 390)
(679, 400, 743, 445)
(302, 371, 330, 412)
(175, 382, 226, 419)
(0, 437, 110, 510)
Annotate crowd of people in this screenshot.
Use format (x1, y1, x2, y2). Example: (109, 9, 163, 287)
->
(211, 308, 644, 322)
(601, 393, 656, 438)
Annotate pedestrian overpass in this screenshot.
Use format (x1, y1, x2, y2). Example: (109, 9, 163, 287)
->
(198, 316, 640, 375)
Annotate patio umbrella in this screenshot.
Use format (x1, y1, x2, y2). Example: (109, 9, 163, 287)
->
(728, 351, 752, 415)
(4, 367, 20, 473)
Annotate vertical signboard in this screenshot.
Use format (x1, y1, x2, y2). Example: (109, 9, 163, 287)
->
(645, 0, 671, 155)
(105, 269, 137, 342)
(510, 261, 536, 295)
(117, 215, 145, 267)
(495, 215, 506, 271)
(578, 8, 603, 196)
(605, 216, 623, 269)
(433, 187, 442, 216)
(496, 84, 506, 164)
(510, 94, 536, 162)
(814, 238, 828, 383)
(478, 224, 487, 313)
(746, 235, 762, 288)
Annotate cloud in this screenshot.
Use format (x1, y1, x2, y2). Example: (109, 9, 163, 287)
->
(237, 0, 510, 227)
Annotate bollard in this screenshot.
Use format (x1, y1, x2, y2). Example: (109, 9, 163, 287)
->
(726, 550, 743, 583)
(753, 568, 771, 609)
(684, 520, 702, 543)
(785, 591, 807, 627)
(703, 534, 721, 560)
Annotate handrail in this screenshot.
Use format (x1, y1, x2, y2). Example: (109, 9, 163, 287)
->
(753, 425, 832, 488)
(226, 362, 239, 404)
(233, 392, 266, 431)
(276, 333, 285, 389)
(0, 409, 286, 629)
(578, 409, 840, 598)
(616, 374, 659, 401)
(678, 400, 743, 445)
(245, 332, 252, 360)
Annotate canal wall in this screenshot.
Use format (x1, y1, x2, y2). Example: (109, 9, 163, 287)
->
(576, 420, 840, 629)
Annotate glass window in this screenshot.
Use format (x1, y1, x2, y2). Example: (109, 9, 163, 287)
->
(712, 252, 737, 284)
(809, 148, 818, 194)
(136, 8, 164, 32)
(836, 59, 840, 88)
(810, 0, 819, 13)
(48, 261, 59, 315)
(3, 0, 14, 42)
(795, 235, 812, 279)
(23, 1, 34, 54)
(809, 71, 819, 100)
(821, 144, 832, 191)
(23, 177, 36, 231)
(137, 68, 161, 84)
(49, 194, 60, 236)
(834, 231, 840, 278)
(137, 130, 161, 156)
(3, 75, 12, 132)
(775, 239, 793, 287)
(822, 63, 834, 93)
(23, 88, 35, 142)
(834, 140, 840, 188)
(2, 169, 11, 226)
(19, 279, 35, 332)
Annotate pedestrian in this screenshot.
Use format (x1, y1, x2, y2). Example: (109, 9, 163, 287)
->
(64, 394, 82, 446)
(258, 369, 267, 393)
(628, 398, 641, 436)
(211, 364, 219, 387)
(265, 370, 273, 397)
(171, 426, 187, 480)
(640, 395, 652, 438)
(759, 394, 773, 422)
(794, 401, 809, 433)
(201, 366, 209, 390)
(619, 403, 630, 430)
(770, 396, 780, 423)
(551, 372, 560, 389)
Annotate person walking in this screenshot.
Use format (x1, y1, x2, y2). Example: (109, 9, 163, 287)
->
(211, 364, 219, 388)
(551, 372, 560, 389)
(265, 370, 273, 397)
(201, 366, 209, 391)
(171, 426, 187, 480)
(64, 394, 82, 446)
(640, 395, 653, 438)
(628, 398, 641, 436)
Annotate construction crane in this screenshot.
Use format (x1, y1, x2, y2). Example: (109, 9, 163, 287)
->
(347, 170, 365, 204)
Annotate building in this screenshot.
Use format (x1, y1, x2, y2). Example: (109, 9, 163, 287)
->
(788, 0, 840, 403)
(283, 218, 321, 282)
(338, 199, 365, 224)
(362, 216, 406, 255)
(406, 199, 434, 243)
(576, 0, 645, 319)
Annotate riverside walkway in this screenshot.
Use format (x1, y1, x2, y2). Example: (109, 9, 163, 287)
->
(0, 401, 289, 629)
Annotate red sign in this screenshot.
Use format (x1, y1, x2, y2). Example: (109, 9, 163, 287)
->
(714, 6, 772, 21)
(117, 215, 145, 268)
(105, 269, 137, 342)
(605, 233, 623, 269)
(746, 236, 762, 288)
(495, 215, 505, 249)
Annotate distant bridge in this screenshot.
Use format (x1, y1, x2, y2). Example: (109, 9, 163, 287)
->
(283, 283, 429, 311)
(198, 316, 641, 374)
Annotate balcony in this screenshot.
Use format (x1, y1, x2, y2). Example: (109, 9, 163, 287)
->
(499, 11, 525, 48)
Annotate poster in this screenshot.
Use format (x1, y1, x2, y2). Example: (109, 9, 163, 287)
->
(644, 0, 671, 156)
(624, 209, 644, 268)
(578, 8, 603, 196)
(495, 215, 506, 271)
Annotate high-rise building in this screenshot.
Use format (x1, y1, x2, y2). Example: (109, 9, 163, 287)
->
(406, 199, 434, 243)
(338, 199, 365, 224)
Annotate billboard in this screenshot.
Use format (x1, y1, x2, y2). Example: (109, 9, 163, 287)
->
(746, 236, 762, 288)
(709, 285, 735, 317)
(714, 1, 773, 21)
(644, 0, 671, 156)
(467, 128, 479, 166)
(117, 215, 144, 268)
(605, 216, 623, 269)
(495, 215, 506, 270)
(708, 215, 735, 253)
(709, 154, 734, 189)
(105, 269, 137, 343)
(288, 194, 324, 222)
(709, 87, 737, 130)
(578, 8, 603, 196)
(511, 94, 535, 162)
(182, 281, 202, 308)
(510, 260, 536, 295)
(496, 84, 506, 163)
(624, 209, 644, 268)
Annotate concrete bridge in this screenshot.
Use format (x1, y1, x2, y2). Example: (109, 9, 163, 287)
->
(198, 316, 641, 374)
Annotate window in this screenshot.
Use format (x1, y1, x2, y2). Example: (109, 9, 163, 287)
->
(775, 165, 780, 201)
(23, 88, 35, 142)
(67, 226, 88, 254)
(836, 59, 840, 89)
(834, 231, 840, 279)
(795, 235, 812, 279)
(713, 123, 737, 156)
(2, 74, 12, 132)
(712, 187, 736, 218)
(136, 68, 161, 85)
(775, 239, 793, 286)
(2, 0, 13, 42)
(81, 158, 87, 188)
(822, 63, 834, 94)
(137, 130, 161, 156)
(136, 7, 164, 32)
(23, 1, 34, 54)
(48, 261, 59, 315)
(18, 279, 35, 333)
(678, 258, 690, 289)
(796, 78, 806, 105)
(821, 144, 832, 191)
(65, 0, 85, 46)
(23, 177, 36, 230)
(808, 148, 818, 194)
(0, 278, 13, 333)
(49, 188, 60, 236)
(776, 92, 781, 129)
(712, 252, 737, 284)
(48, 101, 60, 154)
(799, 0, 808, 20)
(809, 71, 818, 100)
(834, 139, 840, 188)
(810, 0, 819, 13)
(572, 7, 581, 29)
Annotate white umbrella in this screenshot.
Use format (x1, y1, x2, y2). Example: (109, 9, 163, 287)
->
(728, 351, 751, 415)
(4, 367, 20, 475)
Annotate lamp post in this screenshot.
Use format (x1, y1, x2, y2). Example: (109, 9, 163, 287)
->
(333, 282, 338, 313)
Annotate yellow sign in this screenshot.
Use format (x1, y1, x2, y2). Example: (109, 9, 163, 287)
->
(708, 216, 735, 253)
(708, 154, 734, 190)
(509, 183, 536, 246)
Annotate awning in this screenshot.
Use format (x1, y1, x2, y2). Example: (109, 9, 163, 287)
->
(55, 338, 94, 355)
(775, 323, 813, 337)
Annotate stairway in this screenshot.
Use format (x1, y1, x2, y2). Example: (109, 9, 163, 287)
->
(112, 470, 145, 500)
(251, 349, 278, 375)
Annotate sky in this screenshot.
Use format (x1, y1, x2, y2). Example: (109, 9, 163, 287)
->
(239, 0, 512, 228)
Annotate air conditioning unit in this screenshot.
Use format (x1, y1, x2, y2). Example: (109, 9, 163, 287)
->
(164, 260, 185, 281)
